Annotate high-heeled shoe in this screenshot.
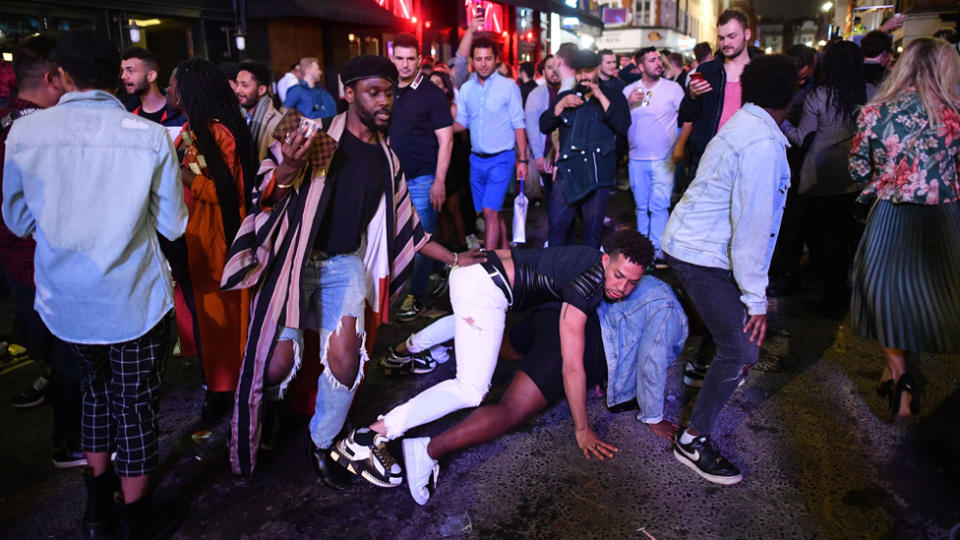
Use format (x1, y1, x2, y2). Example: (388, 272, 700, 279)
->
(891, 373, 916, 418)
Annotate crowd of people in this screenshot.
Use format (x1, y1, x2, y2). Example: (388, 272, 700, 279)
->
(0, 6, 958, 537)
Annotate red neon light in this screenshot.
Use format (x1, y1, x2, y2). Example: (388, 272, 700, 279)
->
(425, 21, 431, 28)
(397, 0, 411, 19)
(527, 31, 533, 40)
(502, 30, 508, 38)
(412, 16, 418, 23)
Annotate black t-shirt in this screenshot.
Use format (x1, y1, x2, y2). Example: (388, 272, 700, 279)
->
(125, 95, 185, 127)
(314, 129, 387, 254)
(510, 246, 604, 314)
(520, 79, 538, 107)
(388, 75, 453, 179)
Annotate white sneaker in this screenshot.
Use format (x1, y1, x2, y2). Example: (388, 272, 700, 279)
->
(402, 437, 439, 505)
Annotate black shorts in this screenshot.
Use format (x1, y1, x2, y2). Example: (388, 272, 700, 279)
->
(508, 304, 606, 404)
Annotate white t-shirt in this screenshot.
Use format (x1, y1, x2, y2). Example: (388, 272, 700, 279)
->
(622, 78, 684, 160)
(277, 72, 299, 103)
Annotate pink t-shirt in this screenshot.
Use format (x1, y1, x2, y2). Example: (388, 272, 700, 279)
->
(718, 80, 742, 129)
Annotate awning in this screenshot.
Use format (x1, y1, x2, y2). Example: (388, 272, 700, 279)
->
(246, 0, 409, 27)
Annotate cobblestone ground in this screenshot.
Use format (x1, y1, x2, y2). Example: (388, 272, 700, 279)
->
(0, 189, 958, 539)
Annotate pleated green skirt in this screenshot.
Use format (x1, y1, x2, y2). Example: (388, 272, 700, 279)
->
(850, 199, 960, 353)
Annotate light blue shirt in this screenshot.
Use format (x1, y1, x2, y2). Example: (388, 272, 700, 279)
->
(455, 71, 525, 154)
(661, 103, 791, 315)
(2, 90, 188, 344)
(600, 275, 688, 424)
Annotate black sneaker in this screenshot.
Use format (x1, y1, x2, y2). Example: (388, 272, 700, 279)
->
(11, 374, 49, 408)
(51, 441, 87, 469)
(431, 271, 449, 297)
(379, 346, 437, 376)
(397, 295, 423, 322)
(673, 433, 742, 485)
(330, 428, 402, 488)
(682, 362, 708, 388)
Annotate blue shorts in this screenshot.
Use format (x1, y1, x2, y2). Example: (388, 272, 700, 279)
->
(469, 149, 515, 213)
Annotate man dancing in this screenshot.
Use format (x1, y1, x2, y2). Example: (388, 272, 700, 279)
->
(220, 55, 482, 482)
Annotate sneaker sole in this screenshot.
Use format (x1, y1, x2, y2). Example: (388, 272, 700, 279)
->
(11, 397, 45, 408)
(673, 448, 742, 485)
(682, 375, 704, 388)
(52, 457, 88, 469)
(329, 446, 401, 488)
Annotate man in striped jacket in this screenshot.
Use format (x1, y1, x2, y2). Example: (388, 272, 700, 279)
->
(220, 55, 483, 481)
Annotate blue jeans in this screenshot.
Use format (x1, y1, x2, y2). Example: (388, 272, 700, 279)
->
(629, 158, 675, 251)
(406, 174, 438, 299)
(279, 254, 369, 449)
(548, 183, 611, 249)
(666, 254, 759, 435)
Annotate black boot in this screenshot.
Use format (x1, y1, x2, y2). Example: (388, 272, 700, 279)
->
(259, 400, 282, 451)
(81, 468, 119, 537)
(115, 495, 183, 540)
(200, 390, 232, 424)
(309, 441, 351, 491)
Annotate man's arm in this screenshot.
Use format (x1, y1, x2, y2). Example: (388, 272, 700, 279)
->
(454, 15, 484, 88)
(282, 86, 300, 110)
(672, 122, 692, 164)
(1, 134, 35, 238)
(632, 304, 687, 440)
(417, 240, 485, 267)
(539, 93, 571, 134)
(599, 88, 631, 137)
(559, 303, 618, 459)
(431, 125, 453, 210)
(507, 84, 527, 177)
(453, 87, 469, 133)
(525, 88, 547, 159)
(730, 139, 784, 345)
(152, 134, 189, 241)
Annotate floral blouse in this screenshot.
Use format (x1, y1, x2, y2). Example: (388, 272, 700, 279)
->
(850, 92, 960, 205)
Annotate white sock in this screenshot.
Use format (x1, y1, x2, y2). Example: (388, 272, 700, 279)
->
(679, 430, 696, 444)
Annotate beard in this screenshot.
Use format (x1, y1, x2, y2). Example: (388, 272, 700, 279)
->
(357, 104, 391, 132)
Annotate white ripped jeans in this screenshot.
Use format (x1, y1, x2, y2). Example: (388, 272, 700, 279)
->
(381, 263, 508, 438)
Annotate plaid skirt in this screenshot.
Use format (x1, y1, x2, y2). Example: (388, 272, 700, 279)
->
(850, 199, 960, 353)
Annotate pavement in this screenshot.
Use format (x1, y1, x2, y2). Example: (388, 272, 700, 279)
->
(0, 186, 958, 539)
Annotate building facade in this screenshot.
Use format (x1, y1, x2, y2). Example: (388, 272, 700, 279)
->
(596, 0, 718, 54)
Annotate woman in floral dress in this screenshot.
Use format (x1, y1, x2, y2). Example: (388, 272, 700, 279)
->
(849, 37, 960, 419)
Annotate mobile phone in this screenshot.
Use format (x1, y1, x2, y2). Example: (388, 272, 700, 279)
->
(475, 2, 484, 18)
(689, 72, 705, 82)
(298, 117, 320, 138)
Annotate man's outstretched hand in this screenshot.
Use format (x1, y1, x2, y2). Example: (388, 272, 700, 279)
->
(575, 427, 619, 460)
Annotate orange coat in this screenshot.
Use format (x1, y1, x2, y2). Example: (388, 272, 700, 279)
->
(182, 122, 249, 392)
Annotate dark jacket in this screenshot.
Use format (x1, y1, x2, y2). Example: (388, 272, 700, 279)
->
(539, 84, 630, 203)
(678, 49, 760, 164)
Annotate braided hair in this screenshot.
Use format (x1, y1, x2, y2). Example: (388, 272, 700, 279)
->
(174, 58, 256, 244)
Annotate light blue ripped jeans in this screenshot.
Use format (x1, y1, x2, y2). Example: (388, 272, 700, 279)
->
(277, 253, 369, 449)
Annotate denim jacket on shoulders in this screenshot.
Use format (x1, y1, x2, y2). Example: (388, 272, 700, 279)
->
(2, 90, 187, 344)
(661, 103, 791, 315)
(599, 275, 688, 424)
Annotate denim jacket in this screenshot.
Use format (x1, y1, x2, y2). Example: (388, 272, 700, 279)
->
(599, 275, 688, 424)
(539, 85, 630, 203)
(2, 90, 187, 344)
(661, 103, 791, 315)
